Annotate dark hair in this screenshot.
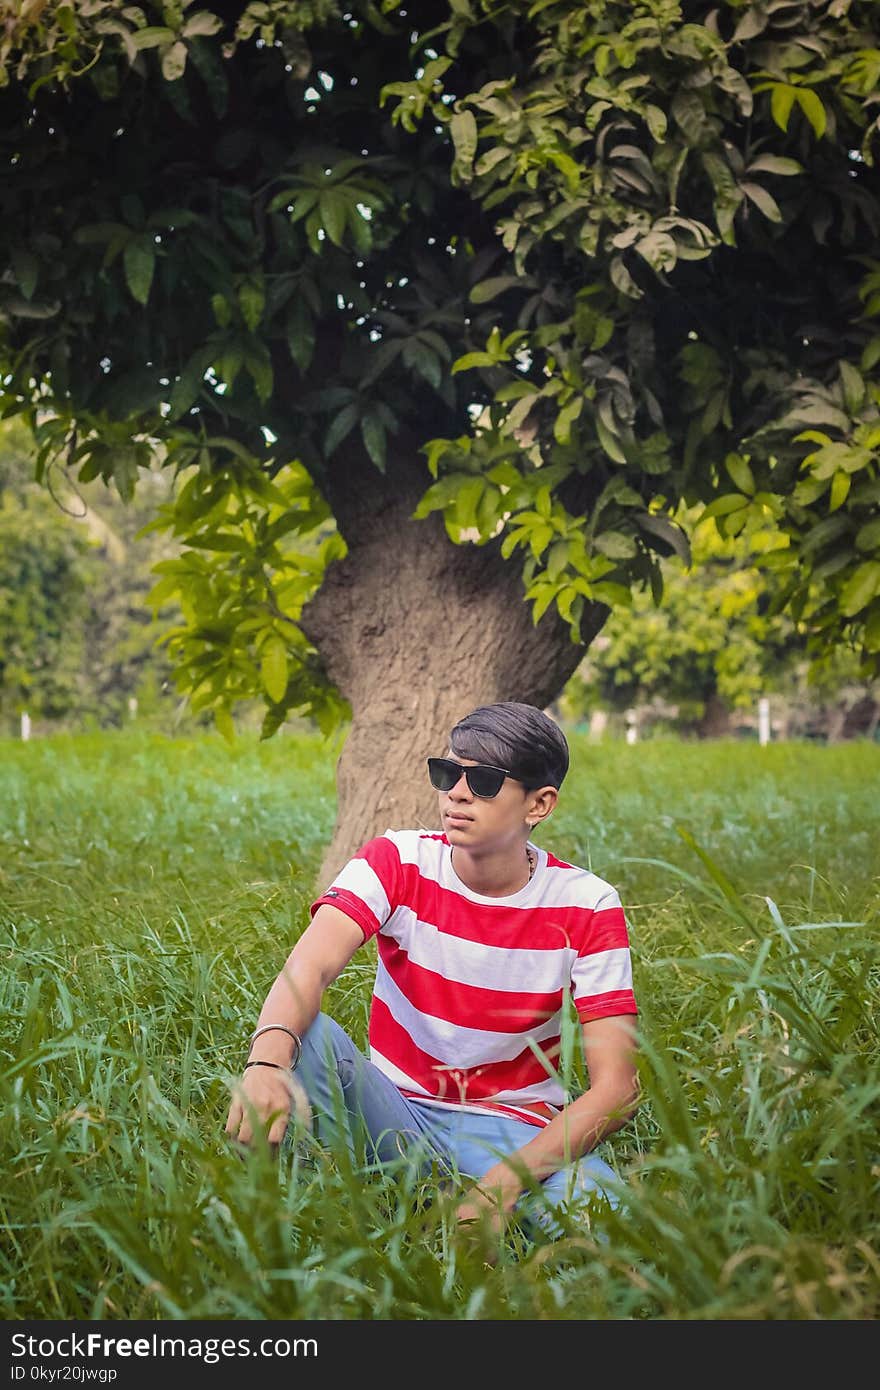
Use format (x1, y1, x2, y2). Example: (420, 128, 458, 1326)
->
(449, 702, 570, 790)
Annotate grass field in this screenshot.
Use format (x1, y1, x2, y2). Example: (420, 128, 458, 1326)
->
(1, 729, 878, 1321)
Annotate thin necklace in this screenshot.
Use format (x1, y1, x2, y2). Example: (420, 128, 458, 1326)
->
(451, 846, 536, 886)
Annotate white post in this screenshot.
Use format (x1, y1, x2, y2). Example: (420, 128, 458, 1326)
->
(589, 709, 608, 742)
(625, 709, 638, 744)
(20, 711, 31, 741)
(128, 696, 138, 720)
(758, 697, 770, 746)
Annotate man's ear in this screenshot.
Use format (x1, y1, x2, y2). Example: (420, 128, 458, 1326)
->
(526, 785, 558, 827)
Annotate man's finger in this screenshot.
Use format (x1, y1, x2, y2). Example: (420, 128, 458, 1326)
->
(268, 1116, 288, 1147)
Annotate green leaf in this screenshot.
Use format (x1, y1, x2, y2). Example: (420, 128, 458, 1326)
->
(123, 238, 155, 305)
(530, 585, 558, 625)
(864, 602, 880, 653)
(770, 85, 796, 132)
(595, 530, 637, 560)
(215, 345, 243, 389)
(861, 338, 880, 373)
(132, 26, 176, 50)
(287, 301, 315, 373)
(740, 182, 782, 223)
(324, 402, 360, 456)
(361, 413, 387, 472)
(403, 341, 442, 390)
(214, 706, 235, 743)
(702, 493, 749, 520)
(596, 416, 627, 464)
(452, 350, 498, 374)
(590, 581, 632, 607)
(829, 470, 850, 512)
(644, 105, 667, 142)
(801, 513, 849, 556)
(855, 517, 880, 553)
(455, 478, 485, 531)
(161, 40, 188, 82)
(635, 230, 677, 274)
(245, 344, 273, 403)
(211, 293, 232, 327)
(474, 146, 513, 177)
(469, 276, 525, 304)
(319, 192, 348, 247)
(724, 454, 755, 495)
(182, 12, 224, 38)
(635, 512, 692, 564)
(747, 155, 802, 176)
(795, 89, 827, 139)
(450, 110, 478, 182)
(168, 350, 211, 418)
(672, 89, 709, 146)
(554, 396, 583, 445)
(10, 246, 39, 300)
(840, 561, 880, 617)
(184, 532, 250, 553)
(238, 279, 264, 332)
(839, 361, 865, 415)
(609, 255, 643, 299)
(260, 635, 289, 704)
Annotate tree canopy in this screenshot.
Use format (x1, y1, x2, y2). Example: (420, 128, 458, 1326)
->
(2, 0, 880, 865)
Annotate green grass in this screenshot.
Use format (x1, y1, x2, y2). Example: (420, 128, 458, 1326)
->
(1, 729, 878, 1320)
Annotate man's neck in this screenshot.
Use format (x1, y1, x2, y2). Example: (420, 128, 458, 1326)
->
(450, 843, 535, 898)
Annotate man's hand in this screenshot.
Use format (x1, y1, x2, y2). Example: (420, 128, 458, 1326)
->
(224, 1067, 312, 1151)
(455, 1185, 508, 1236)
(454, 1160, 523, 1260)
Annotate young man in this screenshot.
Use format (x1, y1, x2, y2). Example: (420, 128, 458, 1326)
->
(225, 701, 639, 1237)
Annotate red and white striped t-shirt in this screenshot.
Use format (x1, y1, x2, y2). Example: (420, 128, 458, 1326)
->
(310, 829, 637, 1130)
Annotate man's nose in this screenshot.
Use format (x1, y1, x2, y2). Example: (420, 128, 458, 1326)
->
(449, 770, 472, 798)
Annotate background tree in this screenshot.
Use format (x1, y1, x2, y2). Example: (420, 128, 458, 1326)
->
(0, 420, 96, 728)
(562, 512, 877, 738)
(1, 0, 878, 877)
(0, 419, 181, 733)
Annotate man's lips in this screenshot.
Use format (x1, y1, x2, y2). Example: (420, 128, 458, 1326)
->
(444, 810, 473, 824)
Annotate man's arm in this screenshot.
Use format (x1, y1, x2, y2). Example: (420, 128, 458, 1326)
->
(457, 1013, 640, 1223)
(224, 903, 365, 1147)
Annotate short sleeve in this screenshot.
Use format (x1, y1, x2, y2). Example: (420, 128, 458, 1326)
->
(570, 887, 638, 1022)
(310, 834, 403, 941)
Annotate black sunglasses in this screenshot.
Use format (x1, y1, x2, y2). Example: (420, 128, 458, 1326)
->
(427, 756, 517, 799)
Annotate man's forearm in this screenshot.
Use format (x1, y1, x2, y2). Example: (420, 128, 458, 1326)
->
(241, 905, 366, 1069)
(246, 960, 324, 1065)
(478, 1086, 638, 1208)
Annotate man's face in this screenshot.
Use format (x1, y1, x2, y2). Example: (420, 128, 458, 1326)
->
(437, 750, 547, 853)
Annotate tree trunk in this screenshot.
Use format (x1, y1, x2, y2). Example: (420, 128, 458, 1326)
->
(696, 692, 732, 738)
(300, 449, 607, 887)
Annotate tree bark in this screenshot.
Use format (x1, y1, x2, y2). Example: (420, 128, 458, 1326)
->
(697, 692, 732, 739)
(300, 449, 607, 887)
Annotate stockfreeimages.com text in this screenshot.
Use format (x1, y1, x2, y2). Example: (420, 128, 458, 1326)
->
(10, 1334, 317, 1366)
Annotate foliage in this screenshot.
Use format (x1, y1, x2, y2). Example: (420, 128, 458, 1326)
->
(0, 449, 95, 723)
(561, 512, 875, 727)
(142, 457, 348, 737)
(1, 1, 879, 735)
(404, 0, 880, 661)
(0, 419, 181, 731)
(1, 730, 878, 1319)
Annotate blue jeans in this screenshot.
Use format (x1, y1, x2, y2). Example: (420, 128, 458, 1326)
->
(291, 1012, 620, 1234)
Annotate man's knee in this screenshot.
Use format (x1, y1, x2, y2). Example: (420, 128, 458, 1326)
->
(299, 1012, 357, 1092)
